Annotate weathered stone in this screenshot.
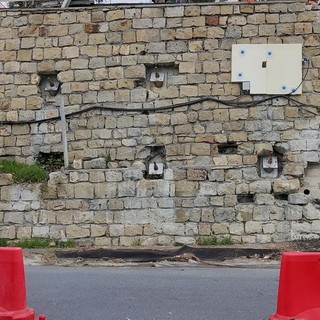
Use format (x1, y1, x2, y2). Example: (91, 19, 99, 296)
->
(66, 225, 90, 238)
(255, 143, 273, 156)
(288, 193, 308, 205)
(83, 158, 106, 169)
(273, 179, 300, 194)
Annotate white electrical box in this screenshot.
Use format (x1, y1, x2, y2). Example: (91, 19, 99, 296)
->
(148, 162, 164, 175)
(232, 44, 302, 95)
(260, 156, 279, 178)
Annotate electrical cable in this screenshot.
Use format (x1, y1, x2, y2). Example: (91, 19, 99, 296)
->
(0, 58, 315, 125)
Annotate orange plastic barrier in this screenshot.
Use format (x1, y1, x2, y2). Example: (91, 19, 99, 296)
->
(0, 247, 46, 320)
(269, 252, 320, 320)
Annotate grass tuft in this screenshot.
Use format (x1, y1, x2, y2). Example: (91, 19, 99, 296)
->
(197, 236, 233, 246)
(0, 238, 8, 247)
(0, 238, 77, 249)
(0, 159, 48, 183)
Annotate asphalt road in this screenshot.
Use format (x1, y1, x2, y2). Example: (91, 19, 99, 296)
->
(25, 266, 279, 320)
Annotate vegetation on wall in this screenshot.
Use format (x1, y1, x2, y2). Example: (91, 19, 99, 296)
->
(0, 238, 76, 249)
(0, 159, 48, 183)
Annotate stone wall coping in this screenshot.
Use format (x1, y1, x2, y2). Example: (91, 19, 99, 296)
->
(1, 0, 305, 13)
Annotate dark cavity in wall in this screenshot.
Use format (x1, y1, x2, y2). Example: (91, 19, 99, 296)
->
(237, 195, 254, 203)
(39, 73, 61, 98)
(218, 143, 238, 154)
(36, 152, 64, 172)
(143, 145, 166, 179)
(274, 194, 288, 201)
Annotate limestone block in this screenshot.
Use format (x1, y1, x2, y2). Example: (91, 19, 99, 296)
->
(0, 226, 15, 239)
(214, 208, 235, 222)
(217, 182, 236, 195)
(254, 143, 273, 157)
(153, 181, 170, 197)
(242, 25, 258, 37)
(184, 223, 198, 236)
(304, 204, 320, 220)
(199, 208, 214, 222)
(207, 170, 224, 182)
(131, 88, 147, 102)
(109, 224, 124, 236)
(4, 212, 24, 224)
(187, 169, 207, 181)
(167, 40, 188, 53)
(273, 179, 300, 194)
(106, 9, 124, 21)
(116, 147, 135, 160)
(225, 169, 242, 182)
(123, 198, 142, 209)
(94, 237, 111, 246)
(38, 210, 55, 224)
(285, 205, 303, 221)
(199, 182, 218, 196)
(282, 163, 305, 177)
(124, 65, 146, 78)
(17, 227, 32, 239)
(190, 143, 211, 156)
(254, 194, 275, 205)
(236, 205, 253, 222)
(83, 158, 106, 169)
(174, 236, 196, 245)
(245, 221, 262, 234)
(32, 226, 49, 238)
(224, 195, 237, 207)
(311, 221, 320, 234)
(74, 182, 94, 199)
(229, 223, 244, 235)
(163, 6, 184, 18)
(212, 223, 229, 234)
(156, 235, 174, 245)
(288, 193, 308, 205)
(118, 181, 135, 197)
(124, 225, 143, 236)
(197, 223, 210, 235)
(0, 173, 13, 186)
(291, 221, 311, 234)
(66, 224, 90, 238)
(175, 181, 197, 197)
(249, 181, 272, 194)
(91, 225, 107, 237)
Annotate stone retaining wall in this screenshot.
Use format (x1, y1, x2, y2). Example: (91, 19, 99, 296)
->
(1, 1, 320, 245)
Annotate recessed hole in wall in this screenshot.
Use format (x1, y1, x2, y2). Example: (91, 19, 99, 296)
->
(218, 143, 238, 154)
(274, 194, 288, 201)
(237, 195, 254, 203)
(36, 152, 64, 172)
(39, 73, 61, 97)
(304, 189, 310, 195)
(142, 145, 166, 180)
(146, 64, 178, 93)
(258, 151, 282, 179)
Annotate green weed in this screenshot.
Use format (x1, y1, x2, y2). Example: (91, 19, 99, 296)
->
(197, 236, 233, 246)
(56, 239, 76, 248)
(0, 159, 48, 183)
(0, 238, 8, 247)
(13, 238, 51, 249)
(132, 238, 141, 246)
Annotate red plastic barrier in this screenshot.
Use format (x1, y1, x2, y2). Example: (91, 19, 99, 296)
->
(0, 247, 46, 320)
(269, 252, 320, 320)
